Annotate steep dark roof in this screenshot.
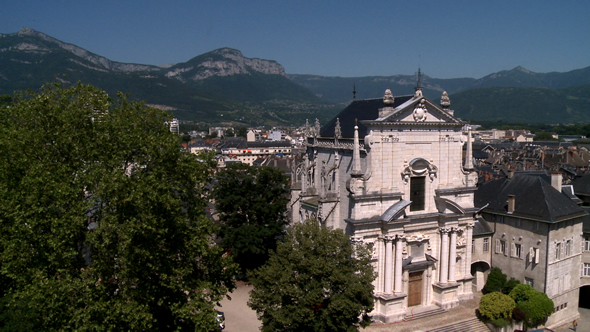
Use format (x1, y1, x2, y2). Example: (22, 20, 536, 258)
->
(320, 95, 413, 139)
(475, 173, 586, 223)
(573, 172, 590, 196)
(473, 217, 494, 236)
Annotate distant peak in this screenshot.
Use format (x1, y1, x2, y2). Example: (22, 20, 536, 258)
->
(212, 47, 243, 56)
(513, 66, 533, 74)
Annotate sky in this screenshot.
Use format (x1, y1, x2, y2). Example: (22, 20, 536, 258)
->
(2, 0, 590, 79)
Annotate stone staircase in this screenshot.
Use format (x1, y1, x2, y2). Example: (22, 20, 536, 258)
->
(403, 307, 447, 321)
(425, 317, 490, 332)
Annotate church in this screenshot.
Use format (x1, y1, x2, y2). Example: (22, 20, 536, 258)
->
(290, 80, 478, 322)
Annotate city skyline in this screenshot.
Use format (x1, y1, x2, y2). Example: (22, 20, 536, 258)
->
(2, 0, 590, 79)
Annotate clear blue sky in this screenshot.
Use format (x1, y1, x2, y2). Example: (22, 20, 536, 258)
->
(2, 0, 589, 79)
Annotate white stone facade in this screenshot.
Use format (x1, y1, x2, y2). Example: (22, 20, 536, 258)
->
(291, 88, 478, 322)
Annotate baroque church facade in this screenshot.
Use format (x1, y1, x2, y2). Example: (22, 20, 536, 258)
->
(290, 84, 478, 322)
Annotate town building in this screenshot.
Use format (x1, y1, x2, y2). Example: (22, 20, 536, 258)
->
(475, 171, 586, 327)
(290, 83, 478, 322)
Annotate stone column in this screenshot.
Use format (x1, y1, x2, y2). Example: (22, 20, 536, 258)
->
(384, 236, 394, 294)
(464, 224, 473, 278)
(449, 229, 457, 283)
(439, 228, 449, 284)
(394, 235, 404, 293)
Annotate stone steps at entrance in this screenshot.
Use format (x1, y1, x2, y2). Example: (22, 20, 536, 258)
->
(425, 317, 490, 332)
(403, 307, 446, 321)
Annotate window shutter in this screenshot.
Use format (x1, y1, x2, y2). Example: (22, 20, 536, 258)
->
(535, 248, 540, 264)
(529, 247, 534, 263)
(511, 243, 516, 257)
(495, 239, 500, 253)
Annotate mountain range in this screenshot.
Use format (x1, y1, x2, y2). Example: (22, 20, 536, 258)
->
(2, 27, 590, 126)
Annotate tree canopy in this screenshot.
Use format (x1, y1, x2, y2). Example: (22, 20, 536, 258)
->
(509, 284, 554, 326)
(479, 292, 516, 321)
(0, 83, 235, 331)
(212, 163, 290, 273)
(248, 219, 376, 332)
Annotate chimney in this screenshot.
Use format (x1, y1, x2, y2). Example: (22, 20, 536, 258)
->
(507, 195, 515, 214)
(507, 169, 514, 179)
(551, 172, 562, 193)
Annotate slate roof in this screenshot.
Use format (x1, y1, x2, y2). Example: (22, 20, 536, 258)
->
(475, 172, 587, 223)
(572, 171, 590, 196)
(320, 95, 414, 139)
(473, 217, 494, 236)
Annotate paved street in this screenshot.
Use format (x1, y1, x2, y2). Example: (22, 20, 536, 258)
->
(216, 282, 260, 332)
(551, 307, 590, 332)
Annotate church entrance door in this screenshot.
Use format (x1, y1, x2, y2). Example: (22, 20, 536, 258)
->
(408, 271, 423, 306)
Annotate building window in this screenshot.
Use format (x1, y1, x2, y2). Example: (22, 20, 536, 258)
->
(535, 221, 540, 230)
(409, 176, 425, 211)
(556, 242, 561, 260)
(483, 238, 489, 252)
(499, 215, 504, 224)
(525, 277, 534, 287)
(496, 240, 506, 255)
(585, 237, 590, 251)
(516, 219, 521, 227)
(584, 263, 590, 276)
(516, 243, 522, 259)
(472, 239, 475, 253)
(565, 240, 571, 257)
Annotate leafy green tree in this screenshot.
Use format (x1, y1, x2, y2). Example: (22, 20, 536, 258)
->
(503, 278, 521, 295)
(509, 284, 554, 327)
(237, 127, 248, 138)
(479, 292, 516, 321)
(0, 83, 236, 331)
(212, 163, 289, 273)
(224, 128, 234, 137)
(533, 131, 556, 141)
(483, 267, 507, 294)
(248, 219, 376, 332)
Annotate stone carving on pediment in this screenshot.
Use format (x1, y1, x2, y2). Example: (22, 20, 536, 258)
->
(412, 99, 428, 122)
(406, 234, 430, 244)
(401, 158, 438, 184)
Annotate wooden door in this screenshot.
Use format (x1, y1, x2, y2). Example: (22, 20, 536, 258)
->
(408, 272, 423, 307)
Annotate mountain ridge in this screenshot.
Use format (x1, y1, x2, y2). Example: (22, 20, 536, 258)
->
(2, 27, 590, 125)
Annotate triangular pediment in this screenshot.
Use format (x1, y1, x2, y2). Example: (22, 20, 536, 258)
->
(374, 96, 461, 125)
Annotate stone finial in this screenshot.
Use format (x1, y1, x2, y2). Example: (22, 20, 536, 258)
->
(314, 118, 321, 138)
(440, 91, 451, 108)
(334, 118, 342, 140)
(383, 89, 395, 106)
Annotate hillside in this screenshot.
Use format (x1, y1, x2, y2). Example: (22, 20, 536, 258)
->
(0, 28, 337, 127)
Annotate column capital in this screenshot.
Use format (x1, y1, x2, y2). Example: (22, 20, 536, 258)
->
(465, 224, 474, 230)
(439, 227, 451, 234)
(383, 235, 396, 242)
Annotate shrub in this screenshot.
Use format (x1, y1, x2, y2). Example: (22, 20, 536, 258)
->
(479, 292, 516, 321)
(484, 267, 507, 294)
(503, 278, 521, 295)
(510, 284, 554, 326)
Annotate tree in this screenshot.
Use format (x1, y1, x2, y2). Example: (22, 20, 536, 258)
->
(248, 219, 376, 332)
(483, 267, 507, 294)
(237, 127, 248, 138)
(224, 128, 234, 137)
(509, 284, 554, 327)
(479, 292, 516, 321)
(212, 163, 289, 273)
(0, 83, 236, 330)
(533, 131, 556, 141)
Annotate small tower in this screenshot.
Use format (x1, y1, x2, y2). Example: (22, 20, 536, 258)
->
(414, 67, 424, 98)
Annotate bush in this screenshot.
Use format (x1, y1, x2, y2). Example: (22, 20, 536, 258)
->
(509, 284, 554, 326)
(484, 267, 507, 294)
(479, 292, 516, 321)
(503, 278, 521, 295)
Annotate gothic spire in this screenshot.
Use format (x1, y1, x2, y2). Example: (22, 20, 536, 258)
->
(351, 119, 363, 176)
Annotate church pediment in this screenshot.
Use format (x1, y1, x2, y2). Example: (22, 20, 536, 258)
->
(373, 96, 461, 125)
